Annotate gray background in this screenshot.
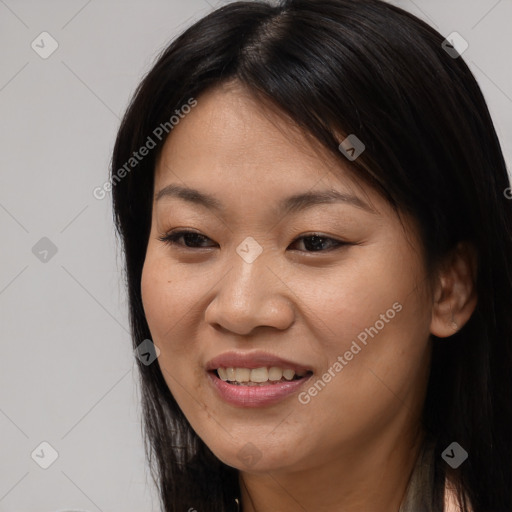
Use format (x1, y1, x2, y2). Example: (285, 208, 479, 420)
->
(0, 0, 510, 511)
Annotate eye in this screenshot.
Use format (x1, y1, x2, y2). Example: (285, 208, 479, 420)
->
(288, 234, 346, 252)
(157, 230, 217, 248)
(158, 230, 346, 253)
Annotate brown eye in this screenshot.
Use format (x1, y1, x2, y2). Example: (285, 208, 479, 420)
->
(289, 234, 346, 252)
(157, 230, 217, 248)
(157, 230, 347, 253)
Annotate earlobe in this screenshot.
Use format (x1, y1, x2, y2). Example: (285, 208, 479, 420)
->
(430, 241, 478, 338)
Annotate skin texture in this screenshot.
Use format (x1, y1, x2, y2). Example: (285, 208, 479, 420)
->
(140, 81, 477, 512)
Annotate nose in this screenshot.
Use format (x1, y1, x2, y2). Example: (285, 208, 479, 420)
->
(204, 253, 296, 336)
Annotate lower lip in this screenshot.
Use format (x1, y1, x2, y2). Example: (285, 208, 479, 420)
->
(207, 371, 313, 408)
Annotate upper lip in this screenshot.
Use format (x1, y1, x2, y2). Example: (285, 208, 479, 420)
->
(205, 351, 313, 374)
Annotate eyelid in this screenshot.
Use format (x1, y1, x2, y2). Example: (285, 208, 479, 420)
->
(157, 229, 217, 247)
(157, 229, 349, 252)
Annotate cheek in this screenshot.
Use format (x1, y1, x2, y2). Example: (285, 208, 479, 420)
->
(140, 256, 169, 338)
(140, 252, 211, 384)
(295, 247, 431, 420)
(295, 244, 422, 350)
(140, 255, 203, 402)
(140, 252, 199, 341)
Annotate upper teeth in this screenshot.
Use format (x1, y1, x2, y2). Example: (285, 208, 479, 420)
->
(217, 367, 306, 383)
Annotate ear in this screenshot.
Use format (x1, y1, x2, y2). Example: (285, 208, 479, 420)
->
(430, 241, 478, 338)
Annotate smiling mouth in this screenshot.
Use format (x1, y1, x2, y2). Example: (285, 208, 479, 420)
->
(210, 367, 314, 386)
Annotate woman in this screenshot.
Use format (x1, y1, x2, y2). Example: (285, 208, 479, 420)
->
(111, 0, 512, 510)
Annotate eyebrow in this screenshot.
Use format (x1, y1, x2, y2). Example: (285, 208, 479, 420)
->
(155, 184, 376, 215)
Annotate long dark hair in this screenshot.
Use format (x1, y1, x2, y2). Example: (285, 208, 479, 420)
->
(110, 0, 512, 510)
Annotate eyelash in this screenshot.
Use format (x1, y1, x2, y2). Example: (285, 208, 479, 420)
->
(157, 230, 348, 253)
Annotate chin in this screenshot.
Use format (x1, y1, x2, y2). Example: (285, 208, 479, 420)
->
(208, 440, 305, 474)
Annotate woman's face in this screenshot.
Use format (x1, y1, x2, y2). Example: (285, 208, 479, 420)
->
(141, 82, 434, 473)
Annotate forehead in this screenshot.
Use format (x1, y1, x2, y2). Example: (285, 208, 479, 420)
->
(154, 83, 370, 202)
